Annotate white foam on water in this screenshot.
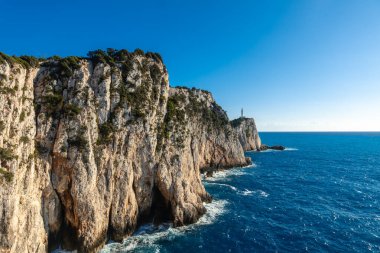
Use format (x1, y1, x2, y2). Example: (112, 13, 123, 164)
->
(255, 190, 269, 198)
(285, 147, 298, 151)
(203, 182, 238, 191)
(202, 162, 257, 182)
(257, 147, 298, 153)
(204, 167, 253, 182)
(256, 149, 276, 153)
(240, 189, 254, 196)
(242, 163, 257, 169)
(101, 199, 228, 252)
(237, 189, 269, 198)
(197, 199, 228, 225)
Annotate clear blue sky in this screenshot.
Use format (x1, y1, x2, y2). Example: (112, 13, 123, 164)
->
(1, 0, 379, 131)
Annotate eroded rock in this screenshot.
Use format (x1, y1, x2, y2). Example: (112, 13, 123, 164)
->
(0, 50, 255, 252)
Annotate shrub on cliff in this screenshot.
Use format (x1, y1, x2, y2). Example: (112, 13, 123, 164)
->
(41, 56, 82, 79)
(35, 142, 49, 155)
(97, 122, 114, 145)
(146, 52, 163, 63)
(19, 111, 26, 122)
(68, 132, 88, 150)
(0, 147, 16, 161)
(0, 73, 7, 83)
(58, 56, 81, 78)
(0, 52, 42, 69)
(63, 103, 82, 117)
(42, 93, 63, 114)
(230, 117, 246, 128)
(0, 167, 13, 183)
(133, 48, 145, 56)
(20, 136, 30, 144)
(87, 49, 112, 65)
(88, 49, 133, 66)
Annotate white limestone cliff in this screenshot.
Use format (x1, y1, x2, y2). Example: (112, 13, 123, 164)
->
(0, 50, 254, 252)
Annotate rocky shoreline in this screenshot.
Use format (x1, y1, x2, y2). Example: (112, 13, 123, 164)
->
(0, 49, 260, 253)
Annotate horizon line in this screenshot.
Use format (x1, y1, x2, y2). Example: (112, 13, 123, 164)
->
(259, 131, 380, 133)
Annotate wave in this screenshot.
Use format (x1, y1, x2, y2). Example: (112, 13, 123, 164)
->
(258, 147, 298, 153)
(203, 182, 238, 191)
(255, 190, 269, 198)
(203, 164, 256, 182)
(204, 181, 269, 199)
(240, 189, 254, 196)
(242, 163, 257, 168)
(285, 147, 298, 151)
(237, 189, 269, 198)
(101, 199, 228, 252)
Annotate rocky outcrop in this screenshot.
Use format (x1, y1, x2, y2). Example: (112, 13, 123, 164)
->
(231, 117, 261, 151)
(259, 145, 285, 151)
(0, 50, 251, 253)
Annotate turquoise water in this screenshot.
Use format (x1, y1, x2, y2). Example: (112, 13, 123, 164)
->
(102, 132, 380, 252)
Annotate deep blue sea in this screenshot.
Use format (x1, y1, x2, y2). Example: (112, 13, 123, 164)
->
(102, 132, 380, 252)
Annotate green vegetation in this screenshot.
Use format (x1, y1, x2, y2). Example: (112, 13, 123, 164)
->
(245, 128, 251, 138)
(0, 86, 16, 95)
(0, 167, 13, 183)
(145, 52, 163, 63)
(0, 147, 16, 161)
(149, 64, 162, 79)
(41, 56, 82, 79)
(87, 48, 131, 66)
(19, 56, 41, 68)
(88, 49, 114, 65)
(19, 111, 26, 122)
(41, 92, 82, 119)
(124, 85, 149, 118)
(156, 88, 230, 152)
(230, 117, 246, 128)
(36, 142, 49, 155)
(87, 48, 163, 67)
(63, 103, 82, 117)
(20, 136, 29, 144)
(68, 129, 88, 150)
(97, 122, 115, 145)
(157, 94, 187, 151)
(133, 48, 145, 56)
(48, 55, 61, 61)
(0, 73, 6, 84)
(0, 52, 42, 69)
(98, 69, 111, 84)
(42, 93, 63, 116)
(185, 89, 228, 131)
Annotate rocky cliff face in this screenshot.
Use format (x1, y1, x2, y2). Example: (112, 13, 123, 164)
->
(231, 117, 261, 151)
(0, 50, 253, 253)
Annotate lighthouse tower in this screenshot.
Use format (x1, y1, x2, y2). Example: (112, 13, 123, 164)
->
(241, 108, 243, 118)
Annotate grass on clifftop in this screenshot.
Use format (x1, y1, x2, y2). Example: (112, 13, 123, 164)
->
(0, 52, 42, 69)
(87, 48, 163, 66)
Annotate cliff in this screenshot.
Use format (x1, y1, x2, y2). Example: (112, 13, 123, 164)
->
(231, 117, 261, 151)
(0, 49, 252, 253)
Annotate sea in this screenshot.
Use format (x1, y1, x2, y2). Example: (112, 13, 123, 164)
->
(102, 132, 380, 252)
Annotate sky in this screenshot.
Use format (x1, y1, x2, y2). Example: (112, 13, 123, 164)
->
(1, 0, 379, 131)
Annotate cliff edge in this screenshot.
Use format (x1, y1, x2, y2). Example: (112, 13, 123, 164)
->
(0, 50, 253, 252)
(231, 117, 261, 151)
